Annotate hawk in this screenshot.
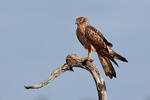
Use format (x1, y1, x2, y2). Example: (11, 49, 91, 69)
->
(75, 17, 128, 79)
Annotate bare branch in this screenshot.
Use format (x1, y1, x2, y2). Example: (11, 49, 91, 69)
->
(24, 54, 107, 100)
(24, 64, 70, 89)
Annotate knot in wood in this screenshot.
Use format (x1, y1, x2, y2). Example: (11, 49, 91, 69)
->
(66, 54, 80, 66)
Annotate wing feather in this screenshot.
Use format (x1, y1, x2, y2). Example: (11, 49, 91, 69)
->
(85, 25, 117, 78)
(85, 26, 112, 48)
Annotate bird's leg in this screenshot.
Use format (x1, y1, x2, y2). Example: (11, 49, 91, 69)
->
(88, 50, 92, 58)
(87, 49, 93, 61)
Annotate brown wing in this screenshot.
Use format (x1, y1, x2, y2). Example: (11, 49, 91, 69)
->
(85, 26, 107, 49)
(85, 25, 116, 78)
(85, 26, 112, 48)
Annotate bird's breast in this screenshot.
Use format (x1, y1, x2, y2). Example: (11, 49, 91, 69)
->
(76, 28, 90, 49)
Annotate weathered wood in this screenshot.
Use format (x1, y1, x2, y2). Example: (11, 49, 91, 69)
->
(24, 54, 107, 100)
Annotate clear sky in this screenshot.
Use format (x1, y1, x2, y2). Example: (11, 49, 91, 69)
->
(0, 0, 150, 100)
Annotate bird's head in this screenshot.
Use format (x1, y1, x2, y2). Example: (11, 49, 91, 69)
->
(75, 17, 89, 26)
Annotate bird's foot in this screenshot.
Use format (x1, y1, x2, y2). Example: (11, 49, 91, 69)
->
(85, 57, 94, 62)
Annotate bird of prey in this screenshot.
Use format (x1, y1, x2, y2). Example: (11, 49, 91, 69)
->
(75, 17, 128, 79)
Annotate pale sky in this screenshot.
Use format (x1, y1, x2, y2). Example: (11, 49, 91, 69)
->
(0, 0, 150, 100)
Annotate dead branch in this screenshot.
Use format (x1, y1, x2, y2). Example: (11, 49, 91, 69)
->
(24, 54, 107, 100)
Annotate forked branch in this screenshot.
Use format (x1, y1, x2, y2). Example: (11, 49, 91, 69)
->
(24, 54, 107, 100)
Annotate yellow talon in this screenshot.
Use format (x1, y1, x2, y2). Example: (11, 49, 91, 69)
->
(86, 57, 94, 62)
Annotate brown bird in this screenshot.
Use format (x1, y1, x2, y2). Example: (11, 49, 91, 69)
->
(75, 17, 128, 79)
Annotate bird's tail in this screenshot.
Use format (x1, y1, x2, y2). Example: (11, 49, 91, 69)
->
(109, 50, 128, 62)
(97, 52, 116, 79)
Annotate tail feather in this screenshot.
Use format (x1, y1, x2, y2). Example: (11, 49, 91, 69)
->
(97, 52, 116, 79)
(112, 51, 128, 62)
(110, 58, 119, 67)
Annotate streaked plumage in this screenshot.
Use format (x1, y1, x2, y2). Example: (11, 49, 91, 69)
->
(76, 17, 128, 79)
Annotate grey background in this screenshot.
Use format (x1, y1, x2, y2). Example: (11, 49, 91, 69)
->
(0, 0, 149, 100)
